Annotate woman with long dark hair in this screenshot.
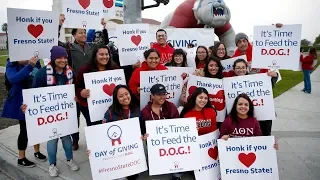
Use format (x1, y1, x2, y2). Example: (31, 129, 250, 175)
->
(165, 48, 188, 67)
(180, 87, 217, 135)
(300, 47, 317, 94)
(212, 42, 230, 60)
(87, 85, 142, 180)
(75, 44, 119, 127)
(195, 46, 209, 69)
(219, 93, 279, 149)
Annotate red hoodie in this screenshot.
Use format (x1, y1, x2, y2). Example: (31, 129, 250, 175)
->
(218, 116, 262, 138)
(300, 54, 314, 70)
(128, 61, 167, 99)
(151, 43, 174, 65)
(232, 43, 268, 73)
(183, 108, 217, 135)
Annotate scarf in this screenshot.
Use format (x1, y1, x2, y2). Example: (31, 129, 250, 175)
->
(46, 62, 73, 85)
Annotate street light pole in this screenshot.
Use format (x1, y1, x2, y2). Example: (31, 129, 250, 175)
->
(123, 0, 142, 24)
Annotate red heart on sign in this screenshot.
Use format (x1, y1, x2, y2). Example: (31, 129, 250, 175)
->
(223, 70, 234, 77)
(102, 83, 116, 96)
(78, 0, 90, 9)
(208, 90, 225, 111)
(238, 153, 256, 168)
(208, 146, 218, 160)
(187, 86, 197, 101)
(131, 35, 142, 46)
(103, 0, 114, 8)
(27, 24, 43, 38)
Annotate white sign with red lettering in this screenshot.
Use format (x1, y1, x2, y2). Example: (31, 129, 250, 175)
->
(62, 0, 103, 29)
(22, 85, 78, 146)
(117, 24, 150, 66)
(85, 118, 148, 180)
(187, 75, 226, 122)
(221, 55, 247, 77)
(84, 69, 126, 122)
(7, 8, 58, 62)
(217, 136, 279, 180)
(222, 74, 276, 120)
(252, 24, 302, 70)
(194, 130, 221, 180)
(146, 118, 201, 175)
(186, 48, 197, 68)
(140, 70, 184, 110)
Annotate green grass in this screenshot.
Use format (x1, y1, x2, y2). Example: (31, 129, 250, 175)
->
(0, 56, 8, 66)
(0, 49, 8, 56)
(272, 57, 320, 98)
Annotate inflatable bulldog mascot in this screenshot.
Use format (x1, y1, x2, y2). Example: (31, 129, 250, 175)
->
(161, 0, 236, 56)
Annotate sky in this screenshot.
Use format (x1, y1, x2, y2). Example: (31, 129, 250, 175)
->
(1, 0, 319, 42)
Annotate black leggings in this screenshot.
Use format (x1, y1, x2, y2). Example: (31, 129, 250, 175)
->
(259, 120, 272, 136)
(18, 120, 28, 150)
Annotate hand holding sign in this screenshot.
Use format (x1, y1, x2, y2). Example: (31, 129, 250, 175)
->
(59, 14, 65, 26)
(28, 56, 38, 67)
(81, 89, 90, 98)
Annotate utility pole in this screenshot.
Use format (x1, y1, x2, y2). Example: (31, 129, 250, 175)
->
(123, 0, 142, 24)
(123, 0, 170, 24)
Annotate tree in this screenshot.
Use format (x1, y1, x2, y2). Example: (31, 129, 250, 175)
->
(1, 23, 8, 49)
(314, 34, 320, 46)
(301, 39, 311, 46)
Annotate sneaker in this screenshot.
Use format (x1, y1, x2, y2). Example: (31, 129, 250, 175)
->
(34, 152, 47, 162)
(18, 158, 35, 168)
(48, 164, 59, 177)
(67, 159, 79, 171)
(72, 141, 79, 151)
(301, 89, 305, 92)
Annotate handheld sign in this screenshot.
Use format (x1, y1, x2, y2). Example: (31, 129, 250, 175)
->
(83, 69, 126, 122)
(252, 24, 302, 70)
(85, 118, 148, 180)
(7, 8, 58, 62)
(217, 136, 279, 180)
(221, 55, 247, 77)
(62, 0, 103, 29)
(22, 85, 78, 146)
(102, 0, 116, 19)
(223, 74, 276, 120)
(146, 118, 201, 175)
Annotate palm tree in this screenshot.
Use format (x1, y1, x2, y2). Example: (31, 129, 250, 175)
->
(1, 23, 8, 49)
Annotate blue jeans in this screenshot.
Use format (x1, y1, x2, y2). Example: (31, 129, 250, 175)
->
(303, 70, 312, 93)
(47, 135, 73, 165)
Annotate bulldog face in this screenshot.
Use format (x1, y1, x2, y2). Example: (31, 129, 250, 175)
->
(194, 0, 231, 28)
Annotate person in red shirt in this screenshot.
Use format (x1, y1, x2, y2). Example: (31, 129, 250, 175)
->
(129, 49, 167, 101)
(300, 47, 318, 94)
(180, 87, 217, 135)
(195, 46, 209, 69)
(151, 29, 175, 65)
(219, 93, 279, 150)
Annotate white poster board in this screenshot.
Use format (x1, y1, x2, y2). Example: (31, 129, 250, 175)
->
(85, 118, 148, 180)
(146, 118, 201, 175)
(223, 74, 276, 120)
(217, 136, 279, 180)
(150, 28, 215, 50)
(7, 8, 58, 62)
(221, 55, 247, 77)
(186, 48, 197, 68)
(102, 0, 116, 19)
(140, 70, 183, 110)
(187, 75, 226, 122)
(194, 130, 221, 180)
(117, 24, 150, 66)
(84, 69, 126, 122)
(22, 85, 78, 146)
(62, 0, 103, 29)
(252, 24, 302, 70)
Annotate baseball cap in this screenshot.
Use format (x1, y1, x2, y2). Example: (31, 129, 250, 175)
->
(150, 84, 168, 95)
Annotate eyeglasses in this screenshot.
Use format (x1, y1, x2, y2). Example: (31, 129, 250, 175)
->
(197, 51, 207, 54)
(235, 67, 247, 70)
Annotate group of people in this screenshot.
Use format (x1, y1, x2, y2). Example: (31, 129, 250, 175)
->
(2, 14, 314, 179)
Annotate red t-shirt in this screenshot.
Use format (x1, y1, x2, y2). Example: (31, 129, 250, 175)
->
(151, 43, 174, 65)
(300, 54, 314, 70)
(183, 108, 217, 135)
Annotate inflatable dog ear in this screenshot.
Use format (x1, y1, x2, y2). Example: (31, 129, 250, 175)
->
(161, 0, 236, 57)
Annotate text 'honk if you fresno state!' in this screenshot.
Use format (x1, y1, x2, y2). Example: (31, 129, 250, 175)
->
(121, 29, 149, 52)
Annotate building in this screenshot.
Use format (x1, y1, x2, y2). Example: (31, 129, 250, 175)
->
(52, 0, 161, 42)
(0, 33, 7, 50)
